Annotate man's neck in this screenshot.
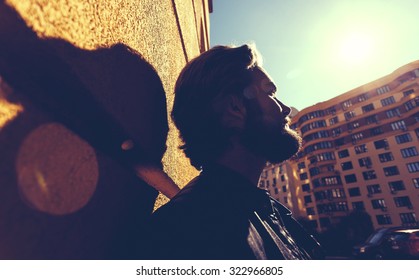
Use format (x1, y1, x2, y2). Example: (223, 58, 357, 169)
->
(215, 144, 266, 186)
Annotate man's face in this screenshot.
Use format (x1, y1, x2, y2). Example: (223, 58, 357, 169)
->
(241, 67, 301, 163)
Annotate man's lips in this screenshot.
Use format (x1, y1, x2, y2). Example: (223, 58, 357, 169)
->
(282, 117, 291, 128)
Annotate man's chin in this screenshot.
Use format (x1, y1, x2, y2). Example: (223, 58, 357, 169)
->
(243, 126, 301, 164)
(265, 129, 301, 164)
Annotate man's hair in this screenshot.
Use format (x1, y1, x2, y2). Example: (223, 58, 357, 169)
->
(172, 44, 261, 169)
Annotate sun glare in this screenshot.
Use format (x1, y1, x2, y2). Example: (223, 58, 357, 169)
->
(338, 31, 374, 65)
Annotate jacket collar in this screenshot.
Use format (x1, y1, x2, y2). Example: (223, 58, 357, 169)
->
(201, 163, 292, 217)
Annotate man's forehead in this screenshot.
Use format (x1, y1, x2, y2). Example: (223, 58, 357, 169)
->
(251, 67, 277, 92)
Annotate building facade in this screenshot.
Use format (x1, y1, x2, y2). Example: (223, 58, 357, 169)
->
(260, 61, 419, 232)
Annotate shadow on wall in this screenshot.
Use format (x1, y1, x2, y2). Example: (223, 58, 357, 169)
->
(0, 3, 168, 259)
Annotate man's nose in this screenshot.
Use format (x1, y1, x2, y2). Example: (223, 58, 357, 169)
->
(276, 98, 291, 116)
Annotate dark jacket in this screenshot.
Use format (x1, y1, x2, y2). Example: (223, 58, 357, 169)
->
(143, 164, 323, 259)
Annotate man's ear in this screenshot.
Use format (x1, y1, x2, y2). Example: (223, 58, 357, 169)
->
(223, 94, 246, 129)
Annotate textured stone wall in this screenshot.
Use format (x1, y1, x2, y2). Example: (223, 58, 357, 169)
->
(0, 0, 209, 259)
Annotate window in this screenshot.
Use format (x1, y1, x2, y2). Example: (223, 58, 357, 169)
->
(348, 187, 361, 197)
(377, 85, 390, 95)
(395, 133, 412, 144)
(281, 175, 285, 182)
(298, 162, 306, 169)
(278, 165, 283, 173)
(261, 170, 268, 178)
(379, 152, 394, 162)
(341, 99, 352, 109)
(371, 127, 383, 136)
(306, 207, 315, 215)
(357, 93, 369, 102)
(404, 97, 419, 111)
(325, 106, 337, 115)
(384, 166, 400, 176)
(332, 127, 342, 137)
(341, 161, 353, 171)
(344, 111, 356, 120)
(371, 199, 387, 209)
(266, 180, 270, 187)
(403, 89, 415, 96)
(366, 115, 379, 124)
(314, 191, 325, 201)
(309, 167, 320, 177)
(381, 96, 396, 106)
(358, 157, 372, 168)
(272, 178, 277, 186)
(388, 181, 405, 192)
(323, 176, 342, 186)
(334, 137, 345, 147)
(299, 110, 325, 125)
(301, 120, 327, 133)
(352, 201, 365, 211)
(374, 139, 389, 150)
(312, 176, 340, 188)
(385, 108, 401, 118)
(344, 174, 357, 183)
(283, 197, 288, 204)
(274, 188, 279, 194)
(314, 189, 345, 200)
(309, 152, 335, 163)
(259, 180, 265, 188)
(363, 170, 377, 180)
(302, 183, 311, 192)
(394, 196, 412, 207)
(400, 213, 417, 225)
(329, 116, 338, 125)
(331, 188, 346, 198)
(282, 186, 287, 192)
(304, 130, 330, 142)
(300, 173, 308, 180)
(367, 184, 382, 194)
(351, 132, 364, 142)
(390, 120, 407, 131)
(317, 202, 348, 214)
(348, 121, 360, 130)
(354, 144, 368, 154)
(338, 149, 349, 158)
(304, 195, 312, 204)
(362, 103, 375, 113)
(376, 215, 392, 225)
(407, 162, 419, 173)
(413, 178, 419, 189)
(401, 147, 418, 158)
(304, 141, 333, 154)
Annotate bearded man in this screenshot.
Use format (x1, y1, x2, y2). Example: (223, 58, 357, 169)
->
(145, 44, 322, 259)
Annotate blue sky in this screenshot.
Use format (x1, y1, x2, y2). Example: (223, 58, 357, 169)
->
(210, 0, 419, 111)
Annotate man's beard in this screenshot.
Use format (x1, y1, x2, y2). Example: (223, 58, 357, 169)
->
(241, 117, 302, 164)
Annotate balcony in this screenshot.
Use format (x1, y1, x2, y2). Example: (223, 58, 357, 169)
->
(308, 159, 336, 168)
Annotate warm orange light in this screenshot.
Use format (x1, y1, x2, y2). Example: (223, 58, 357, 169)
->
(0, 100, 23, 128)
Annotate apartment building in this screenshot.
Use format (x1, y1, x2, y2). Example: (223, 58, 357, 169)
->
(260, 61, 419, 232)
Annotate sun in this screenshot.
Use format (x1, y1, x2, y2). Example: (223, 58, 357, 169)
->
(338, 31, 374, 65)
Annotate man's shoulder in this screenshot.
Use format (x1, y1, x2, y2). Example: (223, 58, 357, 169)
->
(152, 175, 215, 220)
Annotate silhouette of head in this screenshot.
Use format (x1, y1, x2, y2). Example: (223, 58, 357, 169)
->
(172, 44, 301, 169)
